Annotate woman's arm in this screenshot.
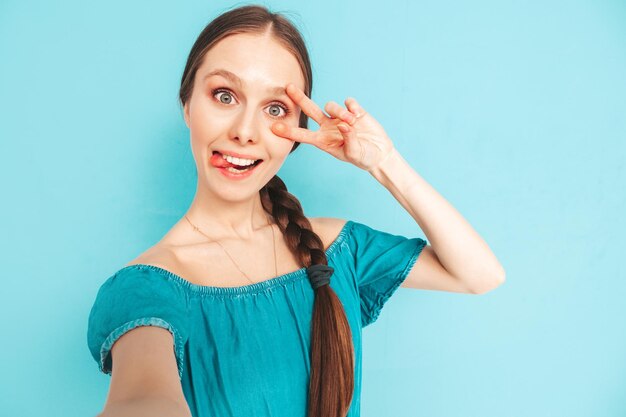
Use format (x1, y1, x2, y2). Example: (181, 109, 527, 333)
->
(97, 396, 192, 417)
(270, 85, 505, 294)
(368, 147, 506, 294)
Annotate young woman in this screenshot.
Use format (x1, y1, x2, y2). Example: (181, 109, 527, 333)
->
(87, 5, 505, 417)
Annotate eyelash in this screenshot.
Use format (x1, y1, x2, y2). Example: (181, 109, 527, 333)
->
(210, 87, 292, 119)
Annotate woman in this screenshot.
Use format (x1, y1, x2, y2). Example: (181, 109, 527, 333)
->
(87, 4, 505, 417)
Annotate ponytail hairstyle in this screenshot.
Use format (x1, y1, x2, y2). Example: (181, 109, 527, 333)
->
(178, 4, 354, 416)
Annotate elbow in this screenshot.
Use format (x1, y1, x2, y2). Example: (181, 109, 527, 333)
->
(472, 269, 506, 295)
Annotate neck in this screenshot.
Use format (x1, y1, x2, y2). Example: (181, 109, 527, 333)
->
(184, 183, 272, 241)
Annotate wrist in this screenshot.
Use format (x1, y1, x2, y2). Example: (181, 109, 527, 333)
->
(367, 147, 400, 179)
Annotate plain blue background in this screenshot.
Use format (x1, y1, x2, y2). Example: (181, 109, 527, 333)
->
(1, 0, 624, 416)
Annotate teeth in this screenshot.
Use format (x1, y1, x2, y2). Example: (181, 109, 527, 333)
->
(225, 166, 252, 174)
(222, 153, 256, 166)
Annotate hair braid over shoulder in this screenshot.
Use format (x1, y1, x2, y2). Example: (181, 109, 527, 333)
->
(261, 176, 355, 417)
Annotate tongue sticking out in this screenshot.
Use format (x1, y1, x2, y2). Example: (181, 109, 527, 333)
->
(210, 152, 239, 168)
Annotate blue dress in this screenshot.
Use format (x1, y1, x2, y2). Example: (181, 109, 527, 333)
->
(87, 220, 427, 417)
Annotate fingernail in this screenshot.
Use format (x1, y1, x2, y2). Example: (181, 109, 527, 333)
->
(337, 123, 350, 133)
(274, 123, 285, 132)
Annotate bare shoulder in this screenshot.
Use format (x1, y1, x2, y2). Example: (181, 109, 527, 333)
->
(124, 243, 178, 269)
(309, 217, 349, 251)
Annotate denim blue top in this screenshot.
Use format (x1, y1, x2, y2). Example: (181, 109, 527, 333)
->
(87, 220, 427, 417)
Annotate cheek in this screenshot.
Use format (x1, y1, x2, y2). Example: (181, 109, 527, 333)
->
(277, 143, 296, 164)
(189, 112, 228, 139)
(260, 139, 290, 163)
(189, 95, 220, 123)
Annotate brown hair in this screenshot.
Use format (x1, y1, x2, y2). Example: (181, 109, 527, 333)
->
(178, 4, 354, 417)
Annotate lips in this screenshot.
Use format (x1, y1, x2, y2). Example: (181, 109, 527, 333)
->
(209, 151, 264, 182)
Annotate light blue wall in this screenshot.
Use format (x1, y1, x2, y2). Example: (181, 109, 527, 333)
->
(1, 0, 624, 416)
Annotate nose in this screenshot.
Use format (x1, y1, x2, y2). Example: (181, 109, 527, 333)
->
(229, 108, 260, 145)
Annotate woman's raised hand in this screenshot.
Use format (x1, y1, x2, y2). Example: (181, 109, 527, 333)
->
(271, 83, 396, 172)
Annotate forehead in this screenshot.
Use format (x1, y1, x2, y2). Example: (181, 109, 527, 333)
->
(197, 33, 306, 94)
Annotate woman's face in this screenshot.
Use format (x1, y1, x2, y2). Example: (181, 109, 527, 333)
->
(183, 32, 306, 202)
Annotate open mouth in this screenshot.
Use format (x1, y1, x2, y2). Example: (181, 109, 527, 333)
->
(211, 151, 264, 176)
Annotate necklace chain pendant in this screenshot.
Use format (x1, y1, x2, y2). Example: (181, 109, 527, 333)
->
(184, 213, 277, 285)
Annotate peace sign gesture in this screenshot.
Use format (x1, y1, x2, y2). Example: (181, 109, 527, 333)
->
(271, 83, 396, 172)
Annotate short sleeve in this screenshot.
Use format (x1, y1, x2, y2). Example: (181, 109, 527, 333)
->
(86, 266, 190, 379)
(345, 221, 428, 328)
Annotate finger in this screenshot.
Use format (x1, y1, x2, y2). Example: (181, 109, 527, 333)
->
(285, 83, 329, 126)
(344, 97, 367, 125)
(324, 101, 357, 125)
(337, 121, 365, 164)
(271, 122, 318, 145)
(337, 122, 351, 134)
(336, 121, 356, 148)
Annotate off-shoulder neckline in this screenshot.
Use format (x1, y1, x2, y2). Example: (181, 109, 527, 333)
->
(115, 219, 354, 296)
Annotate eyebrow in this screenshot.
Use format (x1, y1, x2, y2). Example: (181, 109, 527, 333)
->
(203, 69, 287, 97)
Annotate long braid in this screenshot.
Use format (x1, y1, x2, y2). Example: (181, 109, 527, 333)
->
(260, 176, 355, 417)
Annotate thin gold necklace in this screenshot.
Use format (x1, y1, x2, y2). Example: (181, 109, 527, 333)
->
(183, 213, 278, 285)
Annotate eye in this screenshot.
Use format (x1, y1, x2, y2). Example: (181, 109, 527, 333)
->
(267, 102, 291, 119)
(212, 88, 235, 105)
(211, 88, 292, 119)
